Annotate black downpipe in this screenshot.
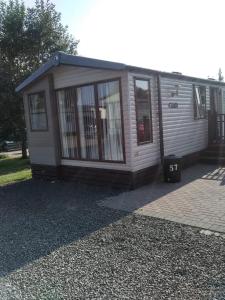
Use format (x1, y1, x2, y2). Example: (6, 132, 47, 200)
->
(157, 74, 165, 165)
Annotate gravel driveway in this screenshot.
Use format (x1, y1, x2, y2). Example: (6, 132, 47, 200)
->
(0, 180, 225, 299)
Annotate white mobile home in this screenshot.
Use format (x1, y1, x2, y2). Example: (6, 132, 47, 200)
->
(16, 52, 225, 188)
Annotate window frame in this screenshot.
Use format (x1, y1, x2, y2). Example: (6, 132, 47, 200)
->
(193, 85, 207, 120)
(134, 77, 153, 145)
(55, 77, 126, 164)
(28, 91, 48, 132)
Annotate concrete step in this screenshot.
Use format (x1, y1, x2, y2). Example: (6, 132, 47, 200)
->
(200, 156, 225, 165)
(202, 150, 225, 158)
(207, 144, 225, 151)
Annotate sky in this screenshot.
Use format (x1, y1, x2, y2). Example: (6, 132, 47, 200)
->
(23, 0, 225, 79)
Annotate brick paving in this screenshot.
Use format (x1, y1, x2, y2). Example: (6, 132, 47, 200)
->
(99, 164, 225, 233)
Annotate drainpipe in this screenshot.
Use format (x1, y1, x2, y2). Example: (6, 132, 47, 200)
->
(157, 74, 165, 165)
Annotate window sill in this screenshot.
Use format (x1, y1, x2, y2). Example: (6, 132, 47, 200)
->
(137, 140, 153, 146)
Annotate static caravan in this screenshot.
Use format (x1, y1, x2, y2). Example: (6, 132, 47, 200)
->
(16, 52, 225, 188)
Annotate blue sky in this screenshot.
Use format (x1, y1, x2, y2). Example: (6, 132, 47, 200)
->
(23, 0, 225, 79)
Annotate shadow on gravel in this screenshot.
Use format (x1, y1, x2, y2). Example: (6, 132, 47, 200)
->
(0, 180, 127, 277)
(0, 164, 223, 278)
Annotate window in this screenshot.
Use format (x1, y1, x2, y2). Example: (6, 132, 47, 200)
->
(193, 85, 206, 119)
(134, 78, 153, 144)
(77, 85, 99, 160)
(57, 88, 79, 159)
(97, 80, 123, 161)
(28, 92, 48, 131)
(56, 79, 125, 162)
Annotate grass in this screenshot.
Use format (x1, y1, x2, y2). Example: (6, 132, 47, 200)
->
(0, 156, 31, 186)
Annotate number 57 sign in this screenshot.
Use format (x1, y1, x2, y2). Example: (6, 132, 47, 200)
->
(169, 164, 178, 172)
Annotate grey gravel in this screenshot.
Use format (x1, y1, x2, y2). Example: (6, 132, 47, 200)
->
(0, 179, 225, 299)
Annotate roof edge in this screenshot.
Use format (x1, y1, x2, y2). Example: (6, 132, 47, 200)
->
(15, 52, 126, 92)
(16, 52, 225, 92)
(126, 65, 225, 87)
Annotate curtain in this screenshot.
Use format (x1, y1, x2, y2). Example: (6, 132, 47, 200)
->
(97, 80, 123, 161)
(57, 89, 78, 158)
(77, 85, 99, 160)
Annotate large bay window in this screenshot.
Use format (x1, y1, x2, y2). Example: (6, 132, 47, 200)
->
(56, 79, 125, 162)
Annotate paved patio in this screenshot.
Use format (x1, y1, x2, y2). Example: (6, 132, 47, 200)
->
(99, 164, 225, 233)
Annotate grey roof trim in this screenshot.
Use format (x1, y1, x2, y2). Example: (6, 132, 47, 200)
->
(16, 51, 225, 92)
(15, 59, 55, 92)
(16, 52, 126, 92)
(59, 52, 126, 70)
(126, 65, 225, 87)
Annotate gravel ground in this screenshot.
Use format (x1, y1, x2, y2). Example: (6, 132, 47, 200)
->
(0, 180, 225, 299)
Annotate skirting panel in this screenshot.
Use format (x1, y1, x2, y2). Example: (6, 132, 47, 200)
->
(31, 164, 61, 180)
(31, 164, 160, 189)
(30, 151, 202, 189)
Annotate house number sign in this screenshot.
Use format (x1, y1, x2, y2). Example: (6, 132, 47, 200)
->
(169, 164, 178, 172)
(168, 102, 178, 108)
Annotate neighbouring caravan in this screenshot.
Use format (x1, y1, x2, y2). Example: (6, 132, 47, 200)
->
(16, 52, 225, 188)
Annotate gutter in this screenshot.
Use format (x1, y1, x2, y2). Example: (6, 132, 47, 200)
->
(157, 74, 164, 165)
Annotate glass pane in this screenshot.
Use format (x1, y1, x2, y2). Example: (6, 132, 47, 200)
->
(29, 92, 47, 130)
(57, 89, 78, 159)
(77, 85, 99, 160)
(30, 113, 47, 130)
(135, 79, 152, 143)
(30, 93, 46, 113)
(97, 80, 124, 161)
(194, 86, 201, 118)
(194, 86, 206, 118)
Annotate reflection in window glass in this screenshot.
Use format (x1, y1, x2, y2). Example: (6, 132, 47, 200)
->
(29, 92, 48, 130)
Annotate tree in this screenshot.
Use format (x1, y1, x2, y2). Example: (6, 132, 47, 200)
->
(218, 68, 224, 82)
(0, 0, 79, 158)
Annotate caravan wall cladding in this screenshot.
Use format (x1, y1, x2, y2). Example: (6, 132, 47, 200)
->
(160, 76, 209, 158)
(128, 72, 222, 172)
(23, 64, 225, 187)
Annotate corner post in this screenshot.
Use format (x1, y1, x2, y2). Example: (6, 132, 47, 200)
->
(157, 74, 164, 165)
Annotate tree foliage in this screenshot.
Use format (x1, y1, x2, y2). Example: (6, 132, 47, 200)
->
(0, 0, 79, 155)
